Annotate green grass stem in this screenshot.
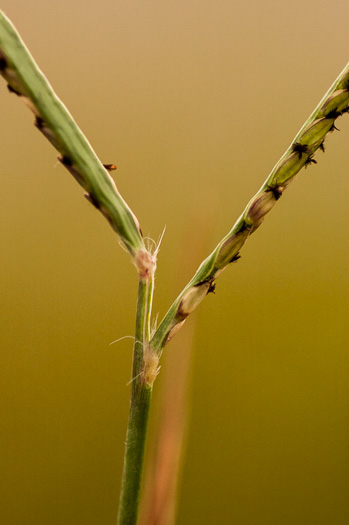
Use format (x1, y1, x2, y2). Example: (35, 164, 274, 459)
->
(117, 278, 154, 525)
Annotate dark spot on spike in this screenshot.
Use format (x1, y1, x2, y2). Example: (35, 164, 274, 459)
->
(305, 156, 317, 168)
(7, 84, 21, 96)
(291, 142, 309, 159)
(229, 253, 241, 264)
(59, 155, 72, 167)
(35, 116, 44, 129)
(0, 56, 7, 70)
(266, 185, 283, 200)
(208, 280, 216, 294)
(330, 122, 339, 132)
(103, 163, 117, 171)
(319, 141, 325, 153)
(326, 109, 341, 119)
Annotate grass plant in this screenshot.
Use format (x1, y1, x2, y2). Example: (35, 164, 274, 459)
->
(0, 10, 348, 525)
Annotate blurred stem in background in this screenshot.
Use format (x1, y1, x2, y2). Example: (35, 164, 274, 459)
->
(138, 216, 207, 525)
(0, 10, 348, 525)
(138, 322, 195, 525)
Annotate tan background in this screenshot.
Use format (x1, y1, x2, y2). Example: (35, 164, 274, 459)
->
(1, 1, 349, 524)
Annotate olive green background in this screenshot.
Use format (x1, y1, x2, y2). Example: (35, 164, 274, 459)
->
(1, 1, 348, 524)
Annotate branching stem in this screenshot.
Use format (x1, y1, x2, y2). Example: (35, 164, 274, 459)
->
(1, 9, 348, 523)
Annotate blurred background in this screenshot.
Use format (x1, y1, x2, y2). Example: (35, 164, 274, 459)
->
(1, 1, 349, 523)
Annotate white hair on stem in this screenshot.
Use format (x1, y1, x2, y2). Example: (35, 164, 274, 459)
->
(109, 335, 138, 346)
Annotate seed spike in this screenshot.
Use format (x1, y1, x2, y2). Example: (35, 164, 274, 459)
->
(0, 11, 146, 260)
(151, 62, 349, 352)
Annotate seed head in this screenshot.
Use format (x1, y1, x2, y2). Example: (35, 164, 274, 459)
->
(246, 191, 276, 225)
(317, 89, 349, 118)
(298, 118, 334, 149)
(215, 229, 249, 270)
(177, 279, 215, 319)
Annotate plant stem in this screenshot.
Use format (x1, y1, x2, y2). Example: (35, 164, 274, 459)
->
(117, 277, 156, 525)
(0, 15, 159, 517)
(151, 62, 349, 354)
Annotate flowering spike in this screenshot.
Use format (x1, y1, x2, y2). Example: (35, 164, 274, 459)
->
(0, 11, 145, 260)
(151, 62, 349, 352)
